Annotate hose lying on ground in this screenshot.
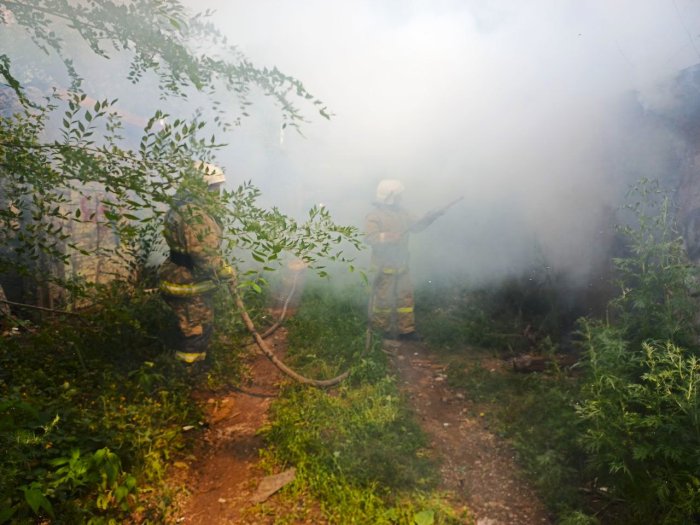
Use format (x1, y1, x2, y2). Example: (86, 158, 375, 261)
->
(259, 269, 299, 339)
(233, 287, 352, 387)
(232, 276, 376, 389)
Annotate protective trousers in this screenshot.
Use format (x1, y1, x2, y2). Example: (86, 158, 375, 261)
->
(163, 293, 214, 363)
(159, 259, 215, 363)
(371, 267, 415, 337)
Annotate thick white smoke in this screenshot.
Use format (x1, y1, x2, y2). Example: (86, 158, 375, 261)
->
(6, 1, 700, 285)
(193, 0, 700, 285)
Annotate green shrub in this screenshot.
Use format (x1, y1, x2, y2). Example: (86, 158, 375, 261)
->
(577, 323, 700, 523)
(575, 180, 700, 524)
(611, 179, 699, 348)
(0, 285, 207, 523)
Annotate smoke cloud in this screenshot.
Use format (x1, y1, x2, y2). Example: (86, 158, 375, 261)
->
(188, 0, 700, 285)
(7, 1, 700, 285)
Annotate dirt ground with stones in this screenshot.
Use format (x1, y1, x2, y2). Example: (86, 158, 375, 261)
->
(171, 332, 551, 524)
(389, 339, 551, 525)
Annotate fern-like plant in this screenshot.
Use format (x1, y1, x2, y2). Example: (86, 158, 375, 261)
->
(576, 179, 700, 524)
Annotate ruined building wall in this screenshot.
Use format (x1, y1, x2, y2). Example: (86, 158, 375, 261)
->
(66, 185, 133, 287)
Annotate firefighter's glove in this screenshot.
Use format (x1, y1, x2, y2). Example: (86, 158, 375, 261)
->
(217, 264, 236, 281)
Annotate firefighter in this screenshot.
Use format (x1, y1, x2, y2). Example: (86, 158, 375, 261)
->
(158, 162, 235, 364)
(365, 179, 438, 341)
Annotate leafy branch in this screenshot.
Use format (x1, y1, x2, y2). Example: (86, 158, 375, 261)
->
(1, 0, 329, 127)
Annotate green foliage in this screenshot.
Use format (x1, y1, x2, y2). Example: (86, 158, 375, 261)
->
(611, 179, 700, 348)
(577, 324, 700, 523)
(422, 179, 700, 524)
(0, 0, 358, 300)
(0, 285, 223, 522)
(261, 386, 462, 524)
(221, 184, 362, 277)
(575, 179, 700, 524)
(266, 379, 436, 491)
(415, 280, 503, 350)
(0, 94, 360, 296)
(0, 2, 365, 522)
(284, 282, 378, 383)
(1, 0, 329, 126)
(416, 266, 582, 354)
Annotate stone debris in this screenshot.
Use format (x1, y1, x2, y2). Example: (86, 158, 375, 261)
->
(250, 468, 297, 504)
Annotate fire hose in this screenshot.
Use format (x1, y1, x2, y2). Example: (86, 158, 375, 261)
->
(173, 195, 466, 387)
(232, 271, 374, 389)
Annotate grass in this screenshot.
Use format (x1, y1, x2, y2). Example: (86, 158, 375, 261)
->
(256, 281, 466, 524)
(0, 276, 465, 524)
(443, 355, 588, 517)
(0, 269, 622, 524)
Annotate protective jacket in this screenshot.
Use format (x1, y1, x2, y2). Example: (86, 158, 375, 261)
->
(158, 192, 233, 363)
(365, 203, 416, 336)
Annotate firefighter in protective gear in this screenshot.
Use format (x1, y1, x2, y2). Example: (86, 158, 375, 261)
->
(365, 179, 431, 340)
(158, 162, 235, 364)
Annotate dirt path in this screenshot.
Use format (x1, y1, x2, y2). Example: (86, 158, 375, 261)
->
(389, 339, 551, 525)
(173, 330, 288, 525)
(172, 332, 551, 524)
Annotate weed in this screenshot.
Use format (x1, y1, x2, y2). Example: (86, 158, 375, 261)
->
(610, 179, 700, 349)
(577, 323, 700, 523)
(575, 180, 700, 524)
(416, 268, 585, 355)
(434, 179, 700, 524)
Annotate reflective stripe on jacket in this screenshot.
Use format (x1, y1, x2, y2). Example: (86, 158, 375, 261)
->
(159, 279, 218, 297)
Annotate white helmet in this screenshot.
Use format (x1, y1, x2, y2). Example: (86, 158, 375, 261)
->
(194, 161, 226, 186)
(376, 179, 404, 205)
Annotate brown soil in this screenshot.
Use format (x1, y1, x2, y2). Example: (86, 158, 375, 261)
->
(172, 330, 288, 525)
(172, 334, 552, 524)
(388, 339, 552, 525)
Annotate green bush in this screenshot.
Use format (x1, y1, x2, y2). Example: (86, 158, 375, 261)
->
(577, 323, 700, 523)
(575, 180, 700, 524)
(0, 285, 208, 523)
(611, 179, 700, 348)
